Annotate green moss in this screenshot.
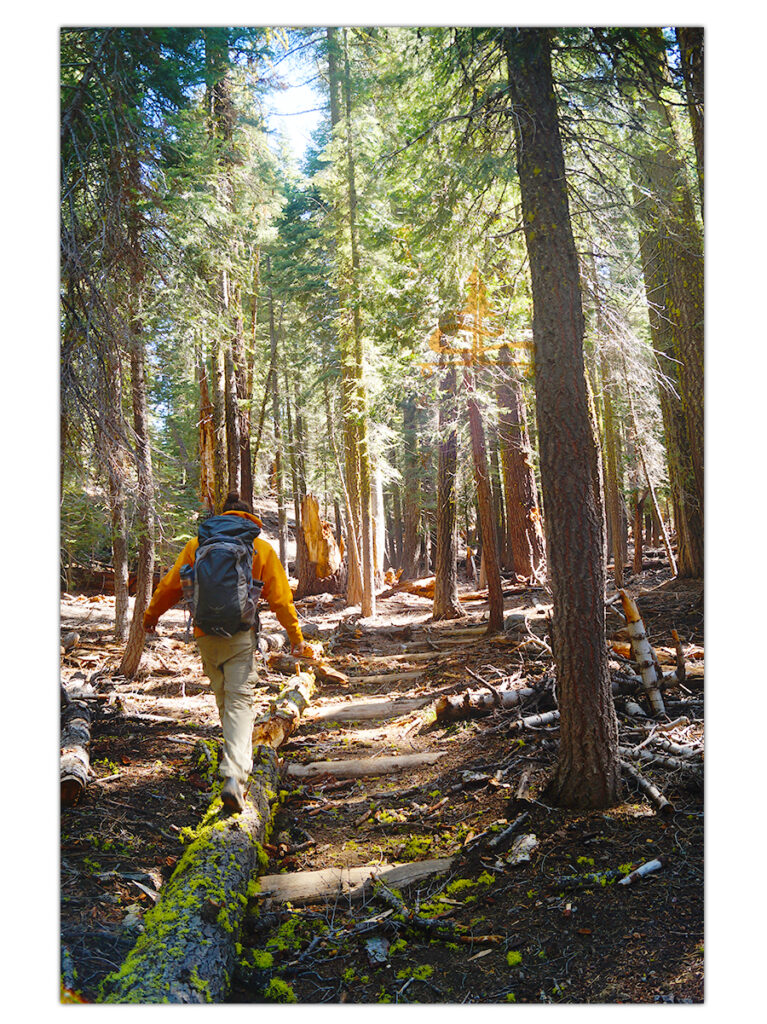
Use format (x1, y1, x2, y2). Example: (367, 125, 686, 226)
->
(506, 951, 522, 967)
(239, 947, 274, 970)
(263, 978, 297, 1003)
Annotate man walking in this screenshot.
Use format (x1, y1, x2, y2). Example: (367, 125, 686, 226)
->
(143, 492, 314, 812)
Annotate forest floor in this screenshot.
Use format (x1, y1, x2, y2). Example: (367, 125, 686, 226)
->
(60, 551, 703, 1005)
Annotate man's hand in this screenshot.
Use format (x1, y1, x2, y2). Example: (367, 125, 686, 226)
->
(291, 641, 320, 660)
(143, 614, 158, 635)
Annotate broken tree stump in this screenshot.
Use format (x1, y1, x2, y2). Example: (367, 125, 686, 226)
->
(294, 493, 345, 599)
(619, 590, 666, 716)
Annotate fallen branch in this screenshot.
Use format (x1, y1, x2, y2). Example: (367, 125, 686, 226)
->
(620, 760, 674, 816)
(255, 858, 454, 906)
(617, 856, 668, 885)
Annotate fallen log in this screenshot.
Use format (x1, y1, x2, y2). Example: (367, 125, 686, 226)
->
(267, 652, 348, 686)
(435, 684, 539, 723)
(346, 669, 424, 686)
(286, 751, 447, 780)
(101, 746, 282, 1003)
(307, 697, 431, 723)
(255, 857, 454, 906)
(60, 693, 95, 807)
(252, 671, 315, 748)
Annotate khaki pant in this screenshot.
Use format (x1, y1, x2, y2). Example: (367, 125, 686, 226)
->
(196, 630, 257, 784)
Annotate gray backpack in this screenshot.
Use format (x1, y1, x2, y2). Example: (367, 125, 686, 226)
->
(180, 516, 263, 637)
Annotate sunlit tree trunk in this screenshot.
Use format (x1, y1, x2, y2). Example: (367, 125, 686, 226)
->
(506, 27, 620, 808)
(676, 27, 704, 216)
(433, 363, 464, 620)
(466, 372, 504, 634)
(119, 154, 155, 677)
(496, 346, 545, 580)
(267, 268, 288, 564)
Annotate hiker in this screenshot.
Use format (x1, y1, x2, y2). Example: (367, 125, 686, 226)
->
(143, 491, 314, 812)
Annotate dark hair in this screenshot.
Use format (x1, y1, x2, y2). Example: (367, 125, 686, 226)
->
(222, 491, 253, 514)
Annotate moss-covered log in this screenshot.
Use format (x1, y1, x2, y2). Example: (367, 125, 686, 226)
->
(101, 746, 281, 1004)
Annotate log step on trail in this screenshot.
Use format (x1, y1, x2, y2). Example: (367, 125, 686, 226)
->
(286, 751, 447, 780)
(306, 696, 431, 723)
(256, 858, 455, 906)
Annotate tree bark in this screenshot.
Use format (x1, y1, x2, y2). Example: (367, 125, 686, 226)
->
(506, 27, 620, 809)
(635, 196, 703, 577)
(118, 149, 155, 679)
(432, 363, 464, 620)
(466, 377, 504, 634)
(496, 346, 545, 580)
(266, 269, 288, 564)
(399, 394, 421, 581)
(675, 27, 704, 216)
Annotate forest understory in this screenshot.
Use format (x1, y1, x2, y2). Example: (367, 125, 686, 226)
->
(60, 525, 703, 1006)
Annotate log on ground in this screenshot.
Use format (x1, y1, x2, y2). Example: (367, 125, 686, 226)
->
(61, 683, 97, 806)
(255, 857, 454, 906)
(286, 751, 447, 779)
(101, 746, 282, 1004)
(267, 652, 349, 686)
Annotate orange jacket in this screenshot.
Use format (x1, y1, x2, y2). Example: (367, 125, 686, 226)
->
(143, 510, 303, 646)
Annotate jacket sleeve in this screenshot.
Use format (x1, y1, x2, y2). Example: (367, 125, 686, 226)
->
(143, 539, 197, 629)
(255, 542, 303, 647)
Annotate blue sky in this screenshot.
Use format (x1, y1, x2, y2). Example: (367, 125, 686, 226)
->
(264, 45, 325, 161)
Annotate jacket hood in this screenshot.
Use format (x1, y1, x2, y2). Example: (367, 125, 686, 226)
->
(221, 509, 264, 530)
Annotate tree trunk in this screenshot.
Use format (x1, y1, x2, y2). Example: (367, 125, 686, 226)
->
(197, 339, 217, 512)
(399, 394, 421, 580)
(466, 376, 504, 634)
(119, 149, 155, 679)
(506, 27, 620, 809)
(100, 345, 130, 639)
(266, 270, 288, 564)
(675, 27, 704, 216)
(635, 195, 703, 577)
(342, 28, 375, 618)
(598, 344, 624, 587)
(223, 333, 241, 496)
(629, 72, 704, 533)
(209, 333, 228, 514)
(433, 363, 464, 620)
(496, 346, 545, 580)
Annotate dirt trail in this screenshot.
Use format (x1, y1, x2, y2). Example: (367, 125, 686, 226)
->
(60, 572, 703, 1004)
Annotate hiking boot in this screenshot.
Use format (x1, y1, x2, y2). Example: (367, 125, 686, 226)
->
(221, 776, 244, 814)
